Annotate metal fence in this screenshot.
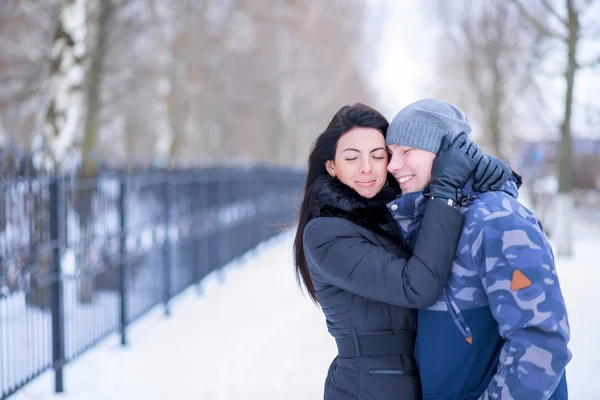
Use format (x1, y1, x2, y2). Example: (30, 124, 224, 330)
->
(0, 162, 304, 399)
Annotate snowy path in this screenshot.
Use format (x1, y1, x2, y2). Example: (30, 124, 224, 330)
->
(12, 231, 336, 400)
(11, 224, 599, 399)
(553, 215, 599, 399)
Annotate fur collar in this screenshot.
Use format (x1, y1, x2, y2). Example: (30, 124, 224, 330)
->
(309, 174, 405, 244)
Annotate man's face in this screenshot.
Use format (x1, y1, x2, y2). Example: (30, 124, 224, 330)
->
(387, 145, 436, 193)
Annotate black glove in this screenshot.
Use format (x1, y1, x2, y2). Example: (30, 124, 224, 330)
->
(472, 155, 512, 192)
(425, 132, 481, 202)
(512, 169, 523, 189)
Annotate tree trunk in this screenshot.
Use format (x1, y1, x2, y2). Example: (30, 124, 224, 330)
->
(77, 0, 113, 304)
(554, 0, 578, 256)
(82, 0, 112, 178)
(167, 66, 190, 167)
(277, 20, 294, 164)
(44, 0, 94, 302)
(43, 0, 88, 169)
(489, 62, 504, 160)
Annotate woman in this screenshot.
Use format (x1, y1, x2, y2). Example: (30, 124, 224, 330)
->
(293, 103, 507, 399)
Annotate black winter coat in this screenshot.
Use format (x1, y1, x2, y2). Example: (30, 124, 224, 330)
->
(303, 175, 464, 400)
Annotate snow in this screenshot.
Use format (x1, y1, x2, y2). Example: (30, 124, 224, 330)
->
(8, 216, 600, 399)
(9, 231, 335, 400)
(551, 212, 600, 398)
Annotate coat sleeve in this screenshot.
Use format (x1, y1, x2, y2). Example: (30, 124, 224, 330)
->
(474, 212, 571, 400)
(303, 199, 463, 308)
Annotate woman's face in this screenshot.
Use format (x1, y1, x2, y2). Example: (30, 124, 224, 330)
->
(325, 127, 389, 199)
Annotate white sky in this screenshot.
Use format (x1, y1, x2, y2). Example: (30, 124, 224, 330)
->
(366, 0, 440, 117)
(368, 0, 600, 139)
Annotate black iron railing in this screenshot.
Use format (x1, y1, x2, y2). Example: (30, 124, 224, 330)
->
(0, 165, 304, 399)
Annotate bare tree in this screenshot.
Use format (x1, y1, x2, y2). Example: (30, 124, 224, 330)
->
(0, 0, 58, 151)
(235, 0, 375, 165)
(510, 0, 600, 256)
(42, 0, 88, 170)
(1, 0, 378, 168)
(432, 0, 546, 161)
(81, 0, 113, 177)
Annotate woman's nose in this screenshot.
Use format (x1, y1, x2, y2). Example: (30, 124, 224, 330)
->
(360, 158, 372, 174)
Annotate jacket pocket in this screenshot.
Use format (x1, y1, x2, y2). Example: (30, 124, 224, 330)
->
(365, 368, 421, 399)
(369, 369, 418, 376)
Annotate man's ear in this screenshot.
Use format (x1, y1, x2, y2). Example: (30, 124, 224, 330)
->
(325, 160, 336, 177)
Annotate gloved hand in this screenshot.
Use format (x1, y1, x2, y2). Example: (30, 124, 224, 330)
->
(472, 155, 512, 192)
(425, 132, 481, 202)
(512, 169, 523, 189)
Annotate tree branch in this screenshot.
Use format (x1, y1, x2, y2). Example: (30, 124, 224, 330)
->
(18, 0, 56, 32)
(579, 53, 600, 68)
(540, 0, 568, 26)
(576, 0, 596, 14)
(508, 0, 567, 40)
(0, 36, 43, 62)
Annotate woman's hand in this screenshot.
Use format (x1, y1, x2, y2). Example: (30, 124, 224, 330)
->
(472, 155, 512, 192)
(425, 132, 481, 202)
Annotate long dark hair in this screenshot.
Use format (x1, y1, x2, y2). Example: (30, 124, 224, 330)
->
(293, 103, 397, 303)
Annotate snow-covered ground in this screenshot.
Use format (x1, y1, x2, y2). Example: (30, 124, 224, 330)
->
(10, 231, 336, 400)
(9, 215, 599, 400)
(552, 211, 599, 399)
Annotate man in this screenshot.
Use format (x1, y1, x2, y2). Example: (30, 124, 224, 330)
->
(385, 99, 571, 399)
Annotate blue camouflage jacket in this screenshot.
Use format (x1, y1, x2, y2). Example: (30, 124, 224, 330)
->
(387, 177, 571, 400)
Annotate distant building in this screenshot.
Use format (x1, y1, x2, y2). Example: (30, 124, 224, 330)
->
(516, 137, 600, 190)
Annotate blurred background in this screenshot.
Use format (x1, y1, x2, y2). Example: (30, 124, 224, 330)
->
(1, 0, 599, 247)
(1, 0, 599, 399)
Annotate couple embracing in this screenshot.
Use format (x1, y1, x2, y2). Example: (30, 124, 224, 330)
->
(293, 99, 571, 400)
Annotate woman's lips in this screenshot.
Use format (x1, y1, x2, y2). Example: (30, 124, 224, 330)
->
(355, 180, 376, 187)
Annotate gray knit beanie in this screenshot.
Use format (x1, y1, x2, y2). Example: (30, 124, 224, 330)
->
(386, 98, 471, 154)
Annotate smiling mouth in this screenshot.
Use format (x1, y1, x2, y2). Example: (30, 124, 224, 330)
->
(398, 175, 415, 184)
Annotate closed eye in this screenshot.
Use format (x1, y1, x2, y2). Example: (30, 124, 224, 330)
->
(345, 157, 358, 161)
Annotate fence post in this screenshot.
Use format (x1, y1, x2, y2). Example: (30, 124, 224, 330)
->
(163, 176, 171, 316)
(248, 170, 256, 250)
(193, 176, 202, 293)
(119, 175, 127, 346)
(216, 172, 226, 284)
(49, 177, 65, 393)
